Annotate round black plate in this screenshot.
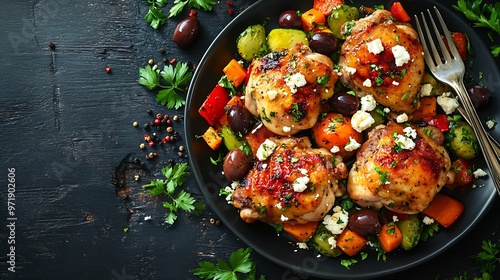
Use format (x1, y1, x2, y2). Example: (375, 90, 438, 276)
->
(185, 0, 499, 278)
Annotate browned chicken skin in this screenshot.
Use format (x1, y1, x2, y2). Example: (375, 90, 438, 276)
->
(347, 121, 454, 214)
(339, 10, 425, 114)
(232, 137, 347, 224)
(245, 44, 338, 136)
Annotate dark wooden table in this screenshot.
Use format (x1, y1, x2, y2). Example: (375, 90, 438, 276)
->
(1, 0, 499, 279)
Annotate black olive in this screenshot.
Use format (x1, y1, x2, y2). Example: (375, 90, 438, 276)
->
(330, 91, 360, 116)
(348, 209, 382, 237)
(173, 16, 200, 49)
(227, 105, 253, 135)
(467, 85, 492, 110)
(223, 149, 252, 181)
(278, 10, 302, 29)
(309, 32, 340, 56)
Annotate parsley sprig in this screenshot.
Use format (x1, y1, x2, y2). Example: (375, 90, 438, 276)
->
(142, 162, 205, 224)
(193, 248, 266, 280)
(138, 62, 193, 109)
(453, 0, 500, 57)
(143, 0, 217, 29)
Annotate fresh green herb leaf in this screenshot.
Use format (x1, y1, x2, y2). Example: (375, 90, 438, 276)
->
(168, 0, 217, 18)
(340, 258, 358, 269)
(193, 248, 266, 280)
(142, 163, 205, 224)
(144, 2, 168, 29)
(138, 62, 193, 109)
(453, 0, 500, 57)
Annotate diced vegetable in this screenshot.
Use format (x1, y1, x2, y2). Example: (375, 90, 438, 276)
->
(198, 85, 231, 126)
(311, 223, 344, 257)
(202, 126, 222, 150)
(446, 120, 479, 160)
(327, 4, 359, 39)
(450, 158, 474, 188)
(390, 2, 411, 23)
(396, 214, 421, 250)
(413, 96, 437, 122)
(223, 59, 247, 88)
(237, 24, 267, 61)
(313, 0, 344, 16)
(378, 222, 403, 253)
(283, 221, 319, 242)
(220, 125, 247, 151)
(422, 194, 464, 228)
(267, 28, 309, 52)
(337, 227, 367, 256)
(451, 32, 468, 61)
(312, 112, 363, 159)
(301, 8, 326, 32)
(428, 114, 450, 132)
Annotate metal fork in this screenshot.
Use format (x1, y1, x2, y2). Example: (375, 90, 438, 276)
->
(415, 7, 500, 194)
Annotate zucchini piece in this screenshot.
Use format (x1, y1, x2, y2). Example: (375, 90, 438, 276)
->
(267, 28, 308, 52)
(396, 214, 422, 250)
(311, 224, 343, 257)
(237, 24, 266, 61)
(446, 120, 479, 160)
(220, 126, 252, 156)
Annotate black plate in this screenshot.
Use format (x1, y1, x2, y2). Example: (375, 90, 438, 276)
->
(185, 0, 499, 278)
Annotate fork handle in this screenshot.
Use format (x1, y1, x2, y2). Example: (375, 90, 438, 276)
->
(453, 79, 500, 192)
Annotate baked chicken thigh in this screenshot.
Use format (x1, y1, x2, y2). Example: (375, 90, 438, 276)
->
(347, 121, 454, 214)
(232, 137, 347, 224)
(245, 44, 338, 136)
(339, 10, 425, 114)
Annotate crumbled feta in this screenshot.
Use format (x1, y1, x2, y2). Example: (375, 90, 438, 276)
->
(396, 113, 408, 123)
(267, 90, 278, 100)
(351, 110, 375, 132)
(392, 215, 399, 222)
(383, 107, 391, 113)
(363, 78, 373, 88)
(420, 83, 433, 97)
(293, 175, 310, 192)
(367, 38, 384, 54)
(486, 119, 497, 129)
(422, 216, 435, 225)
(392, 45, 411, 66)
(282, 126, 291, 133)
(403, 126, 417, 139)
(299, 168, 308, 175)
(281, 215, 289, 222)
(297, 242, 309, 249)
(144, 215, 152, 221)
(345, 136, 361, 152)
(394, 134, 415, 150)
(392, 81, 400, 86)
(437, 93, 459, 114)
(275, 202, 284, 210)
(345, 66, 357, 75)
(322, 206, 349, 235)
(473, 168, 487, 178)
(360, 94, 377, 112)
(256, 139, 277, 161)
(285, 73, 307, 93)
(327, 236, 337, 249)
(330, 145, 340, 154)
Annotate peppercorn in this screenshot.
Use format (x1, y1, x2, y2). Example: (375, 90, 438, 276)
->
(147, 109, 153, 115)
(173, 115, 179, 121)
(159, 47, 166, 54)
(133, 121, 139, 127)
(140, 143, 146, 149)
(179, 145, 185, 152)
(166, 126, 174, 133)
(148, 59, 154, 65)
(105, 65, 111, 73)
(144, 134, 151, 142)
(143, 123, 150, 130)
(166, 119, 172, 125)
(153, 119, 161, 126)
(163, 114, 169, 120)
(156, 113, 162, 120)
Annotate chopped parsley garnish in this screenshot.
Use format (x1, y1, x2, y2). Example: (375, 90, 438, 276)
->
(374, 166, 390, 185)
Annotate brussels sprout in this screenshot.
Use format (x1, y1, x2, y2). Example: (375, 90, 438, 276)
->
(396, 214, 422, 250)
(327, 4, 360, 39)
(446, 120, 479, 160)
(311, 224, 344, 257)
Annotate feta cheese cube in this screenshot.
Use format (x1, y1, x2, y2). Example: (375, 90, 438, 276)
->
(367, 38, 384, 54)
(351, 110, 375, 132)
(360, 94, 377, 112)
(256, 139, 277, 161)
(392, 45, 411, 66)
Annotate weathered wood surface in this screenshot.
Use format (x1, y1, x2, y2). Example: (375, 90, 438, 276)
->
(0, 0, 499, 279)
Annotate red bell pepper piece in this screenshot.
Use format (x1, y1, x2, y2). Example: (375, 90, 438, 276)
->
(390, 2, 411, 23)
(313, 0, 344, 16)
(451, 158, 473, 187)
(428, 114, 450, 132)
(198, 85, 230, 126)
(451, 32, 468, 61)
